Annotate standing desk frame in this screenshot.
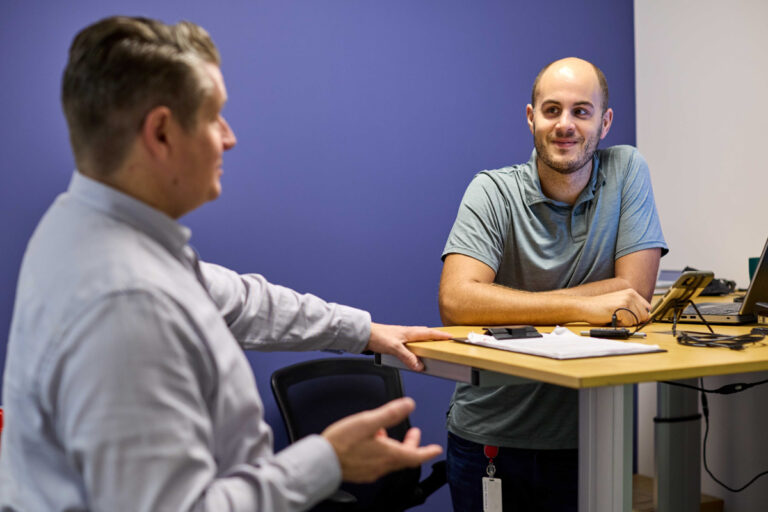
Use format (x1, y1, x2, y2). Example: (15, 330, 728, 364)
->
(377, 323, 768, 512)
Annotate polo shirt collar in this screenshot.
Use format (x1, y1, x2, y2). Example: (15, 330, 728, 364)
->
(522, 149, 605, 208)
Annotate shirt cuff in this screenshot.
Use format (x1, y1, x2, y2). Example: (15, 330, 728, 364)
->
(275, 434, 342, 507)
(329, 305, 371, 354)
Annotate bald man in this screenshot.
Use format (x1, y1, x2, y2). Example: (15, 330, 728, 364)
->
(438, 58, 668, 511)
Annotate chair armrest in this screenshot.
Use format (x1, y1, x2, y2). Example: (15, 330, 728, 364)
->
(410, 460, 447, 506)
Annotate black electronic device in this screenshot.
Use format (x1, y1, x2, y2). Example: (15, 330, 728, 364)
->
(585, 328, 632, 339)
(483, 325, 542, 340)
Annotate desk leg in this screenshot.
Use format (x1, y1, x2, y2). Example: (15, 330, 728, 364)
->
(655, 380, 700, 512)
(578, 385, 632, 512)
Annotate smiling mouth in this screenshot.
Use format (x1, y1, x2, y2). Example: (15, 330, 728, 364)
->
(552, 139, 580, 149)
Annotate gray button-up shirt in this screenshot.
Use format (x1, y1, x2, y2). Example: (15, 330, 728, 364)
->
(0, 172, 371, 511)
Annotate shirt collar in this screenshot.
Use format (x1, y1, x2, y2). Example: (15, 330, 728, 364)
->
(522, 149, 605, 208)
(67, 171, 192, 256)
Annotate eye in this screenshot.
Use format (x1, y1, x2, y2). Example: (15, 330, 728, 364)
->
(573, 107, 592, 118)
(543, 105, 560, 116)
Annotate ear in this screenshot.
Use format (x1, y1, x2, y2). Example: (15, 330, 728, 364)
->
(599, 107, 614, 140)
(140, 106, 174, 161)
(526, 104, 535, 135)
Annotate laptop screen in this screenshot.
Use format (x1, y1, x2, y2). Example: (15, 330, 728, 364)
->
(742, 237, 768, 314)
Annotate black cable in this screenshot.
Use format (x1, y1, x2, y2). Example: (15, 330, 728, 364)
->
(611, 307, 640, 331)
(659, 377, 768, 492)
(676, 330, 764, 350)
(637, 298, 768, 490)
(682, 301, 715, 334)
(661, 378, 768, 395)
(673, 300, 764, 349)
(620, 298, 768, 490)
(698, 378, 768, 492)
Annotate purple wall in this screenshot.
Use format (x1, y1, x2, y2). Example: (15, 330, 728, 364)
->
(0, 1, 636, 509)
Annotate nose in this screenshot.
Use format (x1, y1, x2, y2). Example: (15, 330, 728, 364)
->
(555, 111, 575, 135)
(221, 117, 237, 151)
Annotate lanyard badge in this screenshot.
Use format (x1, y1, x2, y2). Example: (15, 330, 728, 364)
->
(482, 445, 502, 512)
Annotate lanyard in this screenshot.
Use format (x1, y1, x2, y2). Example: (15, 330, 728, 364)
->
(484, 445, 498, 477)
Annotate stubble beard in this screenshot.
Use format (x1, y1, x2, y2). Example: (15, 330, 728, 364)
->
(533, 125, 601, 176)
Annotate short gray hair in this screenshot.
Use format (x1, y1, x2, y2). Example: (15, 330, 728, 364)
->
(61, 16, 221, 176)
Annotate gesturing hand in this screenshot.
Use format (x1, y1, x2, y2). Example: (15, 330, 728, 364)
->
(322, 397, 443, 483)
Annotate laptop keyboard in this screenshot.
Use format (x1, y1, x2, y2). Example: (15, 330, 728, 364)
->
(683, 302, 740, 315)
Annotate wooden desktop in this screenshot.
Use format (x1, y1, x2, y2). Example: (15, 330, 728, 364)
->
(378, 308, 766, 512)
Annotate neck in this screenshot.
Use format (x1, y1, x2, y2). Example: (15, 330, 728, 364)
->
(536, 159, 592, 205)
(81, 164, 181, 219)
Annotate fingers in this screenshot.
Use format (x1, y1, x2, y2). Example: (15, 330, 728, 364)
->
(615, 305, 645, 326)
(614, 310, 638, 326)
(412, 443, 443, 463)
(363, 431, 442, 472)
(623, 292, 651, 325)
(587, 288, 652, 326)
(392, 344, 424, 371)
(323, 397, 442, 483)
(368, 323, 452, 372)
(402, 426, 422, 448)
(403, 327, 454, 342)
(389, 441, 443, 468)
(349, 397, 416, 438)
(387, 326, 453, 371)
(339, 439, 443, 483)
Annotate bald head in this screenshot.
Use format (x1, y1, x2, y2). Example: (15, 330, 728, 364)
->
(531, 57, 609, 113)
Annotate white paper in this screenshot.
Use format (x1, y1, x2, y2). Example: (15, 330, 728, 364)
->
(464, 326, 661, 360)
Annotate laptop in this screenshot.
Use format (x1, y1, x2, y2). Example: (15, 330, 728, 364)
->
(676, 238, 768, 325)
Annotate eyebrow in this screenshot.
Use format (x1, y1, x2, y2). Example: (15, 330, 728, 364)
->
(540, 99, 595, 108)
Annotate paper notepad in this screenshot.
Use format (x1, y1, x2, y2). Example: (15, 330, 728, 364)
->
(456, 326, 664, 360)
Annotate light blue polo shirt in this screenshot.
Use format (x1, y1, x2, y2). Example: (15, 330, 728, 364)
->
(442, 145, 667, 449)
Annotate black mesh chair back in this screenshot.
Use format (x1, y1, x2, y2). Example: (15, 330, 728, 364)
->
(270, 357, 445, 512)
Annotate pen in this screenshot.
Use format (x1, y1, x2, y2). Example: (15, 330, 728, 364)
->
(580, 328, 647, 339)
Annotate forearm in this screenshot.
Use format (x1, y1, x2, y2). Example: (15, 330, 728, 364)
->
(439, 280, 593, 326)
(200, 262, 370, 353)
(80, 430, 340, 511)
(549, 249, 661, 302)
(188, 435, 341, 511)
(439, 252, 654, 326)
(551, 277, 633, 298)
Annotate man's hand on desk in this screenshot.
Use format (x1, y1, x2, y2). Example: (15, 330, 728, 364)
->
(367, 323, 453, 371)
(581, 288, 651, 326)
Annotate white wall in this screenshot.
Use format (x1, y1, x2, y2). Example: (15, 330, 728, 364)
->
(635, 1, 768, 510)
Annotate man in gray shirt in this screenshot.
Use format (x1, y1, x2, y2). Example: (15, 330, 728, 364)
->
(0, 16, 449, 511)
(439, 58, 667, 511)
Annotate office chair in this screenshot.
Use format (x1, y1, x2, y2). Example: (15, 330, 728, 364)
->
(270, 357, 446, 512)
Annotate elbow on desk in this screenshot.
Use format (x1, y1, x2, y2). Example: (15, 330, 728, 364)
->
(438, 290, 476, 327)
